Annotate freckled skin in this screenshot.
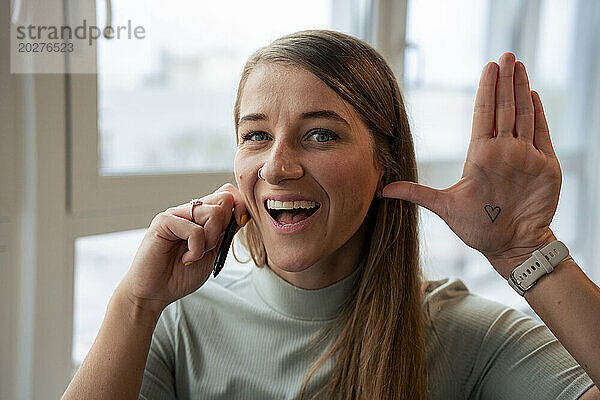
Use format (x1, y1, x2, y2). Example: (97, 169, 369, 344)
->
(234, 64, 383, 289)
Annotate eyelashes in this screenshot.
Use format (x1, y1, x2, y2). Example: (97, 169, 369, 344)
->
(310, 129, 339, 143)
(240, 131, 267, 142)
(240, 129, 339, 143)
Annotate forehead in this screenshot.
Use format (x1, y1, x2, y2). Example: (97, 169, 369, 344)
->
(238, 63, 357, 122)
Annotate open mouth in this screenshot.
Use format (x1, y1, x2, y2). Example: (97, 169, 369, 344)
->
(264, 200, 320, 226)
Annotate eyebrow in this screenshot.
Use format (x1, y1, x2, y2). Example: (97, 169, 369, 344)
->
(238, 110, 351, 127)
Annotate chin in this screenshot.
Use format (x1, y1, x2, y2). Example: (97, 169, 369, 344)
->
(266, 249, 317, 272)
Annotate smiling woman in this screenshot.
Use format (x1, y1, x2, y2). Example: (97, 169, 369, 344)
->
(234, 62, 386, 290)
(61, 30, 598, 400)
(228, 33, 425, 398)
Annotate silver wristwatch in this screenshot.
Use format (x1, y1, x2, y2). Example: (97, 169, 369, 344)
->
(508, 240, 570, 296)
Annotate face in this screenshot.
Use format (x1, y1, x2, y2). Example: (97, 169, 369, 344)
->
(234, 63, 383, 277)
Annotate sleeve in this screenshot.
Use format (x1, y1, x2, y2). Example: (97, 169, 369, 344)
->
(466, 306, 594, 400)
(138, 305, 178, 400)
(430, 285, 595, 400)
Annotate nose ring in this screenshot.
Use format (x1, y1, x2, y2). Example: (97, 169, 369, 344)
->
(258, 166, 265, 181)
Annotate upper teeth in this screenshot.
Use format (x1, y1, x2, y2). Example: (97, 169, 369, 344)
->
(266, 200, 318, 210)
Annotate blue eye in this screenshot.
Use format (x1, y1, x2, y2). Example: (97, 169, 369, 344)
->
(240, 129, 339, 143)
(241, 132, 269, 142)
(309, 129, 338, 142)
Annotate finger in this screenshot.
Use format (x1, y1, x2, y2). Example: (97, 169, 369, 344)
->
(381, 181, 446, 220)
(152, 212, 206, 264)
(190, 191, 235, 229)
(171, 194, 222, 222)
(201, 204, 232, 253)
(173, 189, 237, 225)
(215, 183, 251, 227)
(185, 183, 250, 228)
(531, 91, 556, 157)
(167, 195, 234, 255)
(208, 231, 228, 253)
(496, 52, 516, 138)
(472, 62, 498, 140)
(514, 61, 534, 142)
(203, 230, 227, 253)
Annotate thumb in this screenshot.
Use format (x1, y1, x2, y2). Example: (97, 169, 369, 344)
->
(381, 181, 443, 215)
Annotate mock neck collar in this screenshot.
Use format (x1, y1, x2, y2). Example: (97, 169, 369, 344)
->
(250, 258, 365, 321)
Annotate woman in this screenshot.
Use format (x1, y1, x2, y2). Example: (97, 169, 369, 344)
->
(62, 30, 600, 399)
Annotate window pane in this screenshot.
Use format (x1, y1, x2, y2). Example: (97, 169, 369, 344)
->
(96, 0, 337, 176)
(534, 0, 580, 153)
(72, 229, 145, 365)
(72, 228, 253, 366)
(404, 0, 488, 162)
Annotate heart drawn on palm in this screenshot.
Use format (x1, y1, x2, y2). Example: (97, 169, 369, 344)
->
(484, 205, 501, 223)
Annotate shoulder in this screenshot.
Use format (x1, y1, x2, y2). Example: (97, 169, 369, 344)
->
(422, 278, 544, 395)
(422, 277, 529, 329)
(422, 278, 595, 399)
(422, 277, 470, 309)
(421, 277, 545, 368)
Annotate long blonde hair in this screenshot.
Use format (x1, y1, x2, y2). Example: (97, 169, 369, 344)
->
(232, 30, 428, 400)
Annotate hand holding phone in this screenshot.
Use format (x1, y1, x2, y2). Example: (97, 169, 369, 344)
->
(122, 184, 249, 314)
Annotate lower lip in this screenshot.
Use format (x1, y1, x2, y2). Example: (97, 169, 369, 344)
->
(266, 206, 320, 233)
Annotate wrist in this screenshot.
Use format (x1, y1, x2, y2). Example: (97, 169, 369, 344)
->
(112, 282, 166, 324)
(486, 231, 558, 280)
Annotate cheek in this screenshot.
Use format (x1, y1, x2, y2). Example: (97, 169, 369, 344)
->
(234, 153, 259, 209)
(315, 154, 377, 217)
(234, 151, 255, 183)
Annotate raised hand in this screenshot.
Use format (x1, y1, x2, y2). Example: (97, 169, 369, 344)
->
(381, 53, 562, 278)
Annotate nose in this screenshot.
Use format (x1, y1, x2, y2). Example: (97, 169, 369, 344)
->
(259, 141, 304, 184)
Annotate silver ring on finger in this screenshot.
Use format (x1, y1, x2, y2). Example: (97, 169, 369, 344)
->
(189, 198, 203, 220)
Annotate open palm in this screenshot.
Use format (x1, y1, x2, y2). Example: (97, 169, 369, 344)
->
(382, 53, 562, 271)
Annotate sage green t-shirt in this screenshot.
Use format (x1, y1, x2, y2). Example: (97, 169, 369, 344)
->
(139, 258, 594, 399)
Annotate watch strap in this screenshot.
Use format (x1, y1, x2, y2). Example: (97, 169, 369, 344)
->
(508, 240, 569, 296)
